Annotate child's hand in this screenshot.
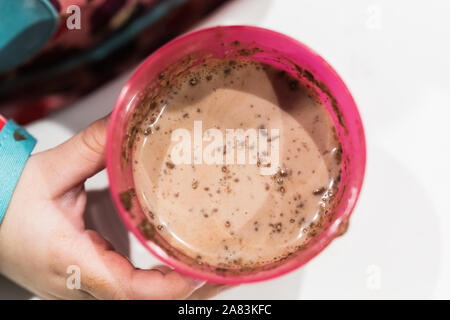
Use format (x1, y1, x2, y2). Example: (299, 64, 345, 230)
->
(0, 117, 204, 299)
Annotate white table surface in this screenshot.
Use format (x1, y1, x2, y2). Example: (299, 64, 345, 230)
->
(1, 0, 450, 299)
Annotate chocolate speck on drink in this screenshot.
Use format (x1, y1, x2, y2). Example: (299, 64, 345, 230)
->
(143, 127, 152, 135)
(270, 223, 282, 233)
(119, 188, 135, 211)
(313, 187, 326, 195)
(166, 161, 175, 169)
(280, 168, 289, 177)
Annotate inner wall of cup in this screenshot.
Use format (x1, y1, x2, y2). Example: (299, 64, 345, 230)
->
(109, 26, 364, 282)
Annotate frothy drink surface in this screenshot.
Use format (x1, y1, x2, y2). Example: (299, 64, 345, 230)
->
(132, 59, 342, 268)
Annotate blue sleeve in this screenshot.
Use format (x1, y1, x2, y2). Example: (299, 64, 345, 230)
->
(0, 120, 37, 225)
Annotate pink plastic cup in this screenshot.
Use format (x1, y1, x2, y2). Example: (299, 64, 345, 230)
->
(106, 26, 366, 284)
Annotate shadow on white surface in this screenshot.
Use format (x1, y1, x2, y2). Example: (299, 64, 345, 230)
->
(0, 276, 33, 300)
(215, 271, 303, 300)
(295, 146, 441, 299)
(84, 189, 131, 258)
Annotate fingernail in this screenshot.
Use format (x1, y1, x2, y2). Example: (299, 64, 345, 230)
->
(190, 278, 206, 290)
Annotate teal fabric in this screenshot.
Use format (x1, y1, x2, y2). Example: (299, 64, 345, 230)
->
(0, 121, 37, 225)
(0, 0, 59, 72)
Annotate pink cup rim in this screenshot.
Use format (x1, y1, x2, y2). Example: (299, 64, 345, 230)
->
(106, 25, 366, 284)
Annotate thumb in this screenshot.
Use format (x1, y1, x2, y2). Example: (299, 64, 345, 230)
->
(40, 116, 109, 197)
